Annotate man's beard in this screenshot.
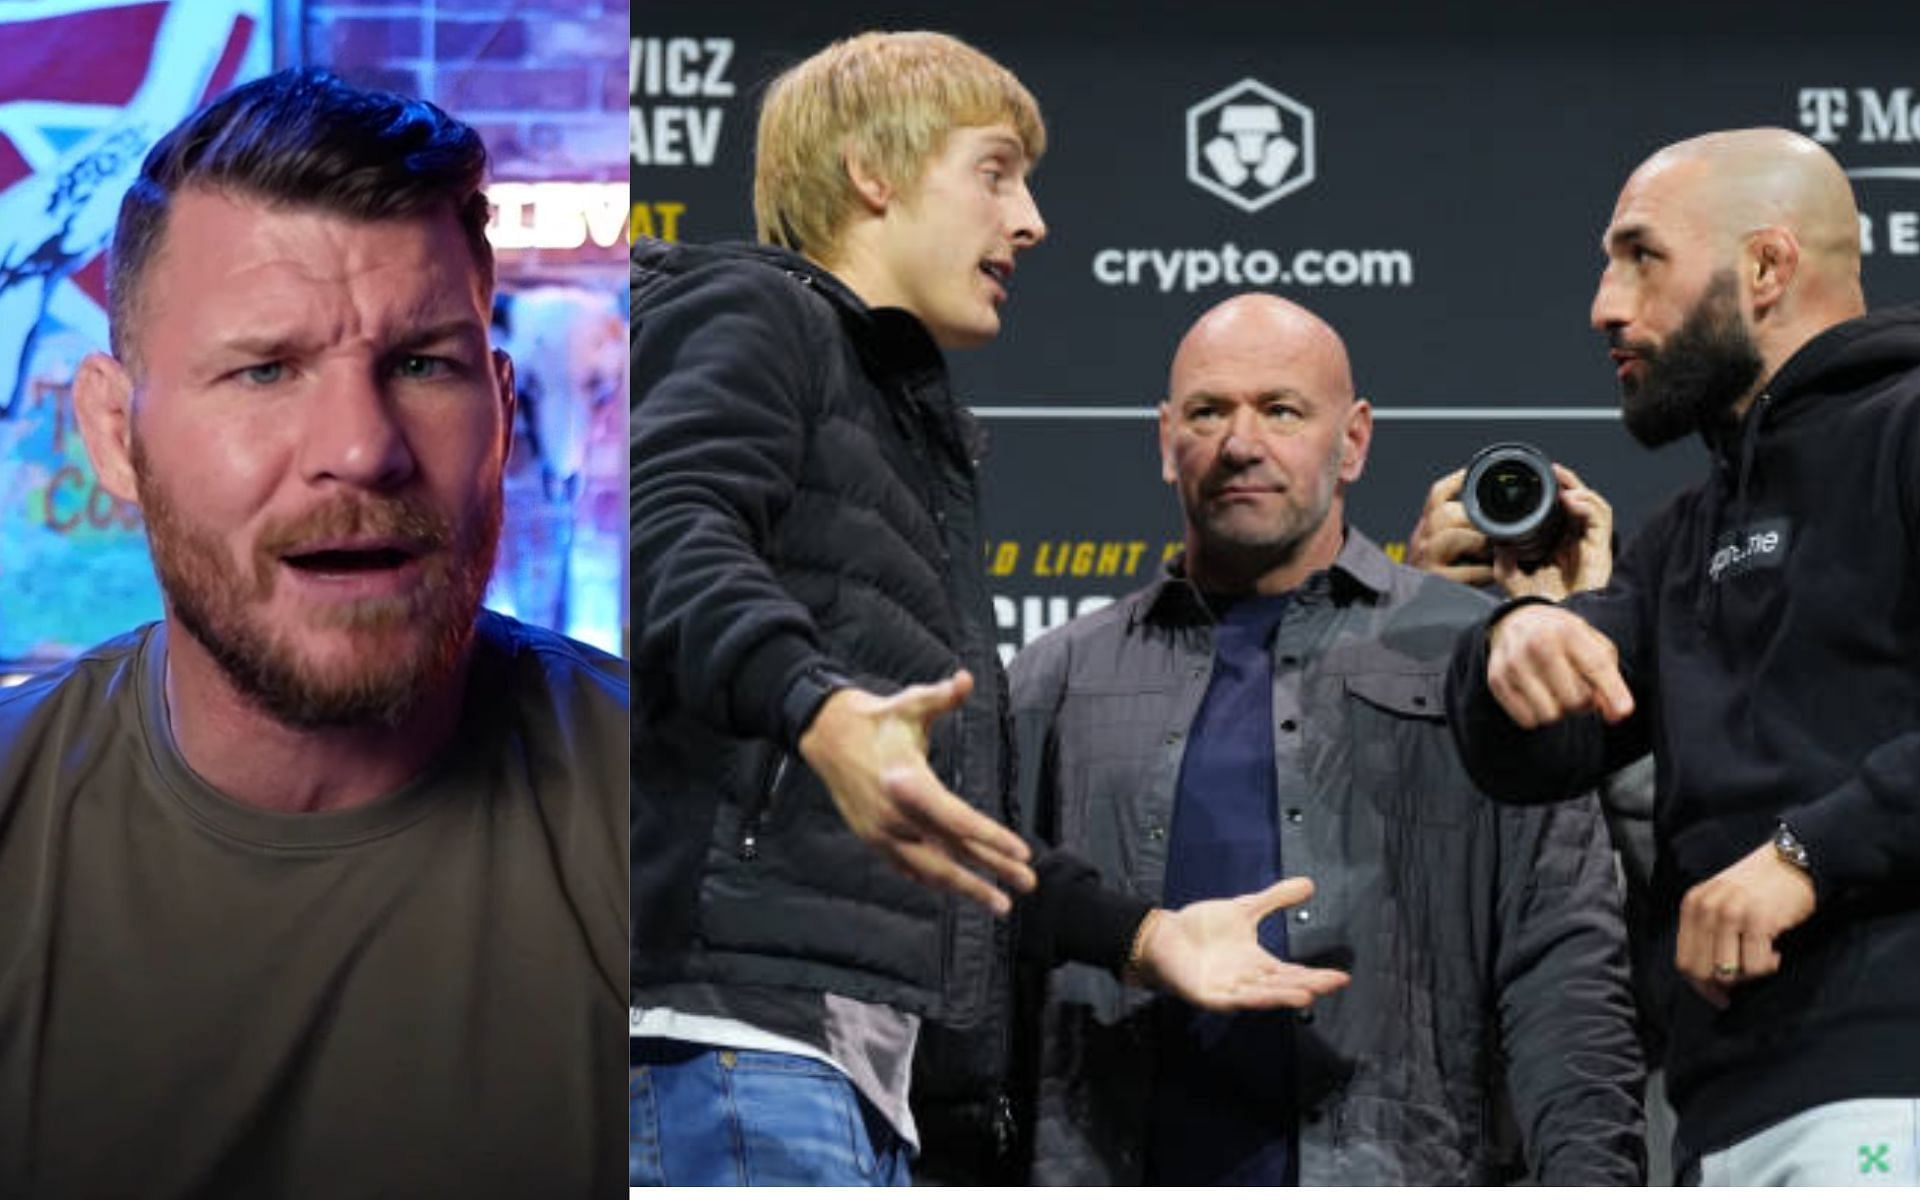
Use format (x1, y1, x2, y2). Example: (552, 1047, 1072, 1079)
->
(1616, 270, 1765, 448)
(1189, 435, 1344, 583)
(132, 437, 503, 729)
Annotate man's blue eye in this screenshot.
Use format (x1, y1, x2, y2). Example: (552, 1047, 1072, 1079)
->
(396, 355, 448, 379)
(243, 363, 285, 385)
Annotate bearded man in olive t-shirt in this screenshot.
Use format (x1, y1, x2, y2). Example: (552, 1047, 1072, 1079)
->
(0, 70, 626, 1199)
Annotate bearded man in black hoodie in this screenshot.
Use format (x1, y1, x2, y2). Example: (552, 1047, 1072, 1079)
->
(1447, 127, 1920, 1185)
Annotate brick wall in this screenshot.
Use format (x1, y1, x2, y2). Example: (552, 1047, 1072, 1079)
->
(302, 1, 628, 645)
(303, 1, 628, 185)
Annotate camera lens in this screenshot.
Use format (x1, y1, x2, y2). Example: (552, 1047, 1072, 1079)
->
(1462, 442, 1564, 564)
(1476, 463, 1544, 525)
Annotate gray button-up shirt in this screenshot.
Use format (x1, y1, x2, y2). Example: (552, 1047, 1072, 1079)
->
(1009, 529, 1644, 1185)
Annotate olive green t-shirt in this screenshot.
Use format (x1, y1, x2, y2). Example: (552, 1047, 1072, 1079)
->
(0, 612, 627, 1199)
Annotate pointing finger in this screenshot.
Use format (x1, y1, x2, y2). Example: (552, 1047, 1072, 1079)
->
(1581, 654, 1635, 724)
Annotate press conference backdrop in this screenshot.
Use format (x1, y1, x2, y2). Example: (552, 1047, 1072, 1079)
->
(633, 2, 1920, 660)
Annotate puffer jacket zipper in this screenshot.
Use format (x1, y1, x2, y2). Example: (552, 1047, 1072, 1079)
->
(737, 751, 791, 861)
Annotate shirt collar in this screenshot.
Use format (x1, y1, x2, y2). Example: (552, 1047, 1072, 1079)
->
(1133, 525, 1393, 630)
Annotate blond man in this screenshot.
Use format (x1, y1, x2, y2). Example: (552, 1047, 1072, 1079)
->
(631, 32, 1346, 1186)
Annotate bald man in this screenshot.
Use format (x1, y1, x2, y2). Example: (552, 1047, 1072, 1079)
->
(1447, 128, 1920, 1184)
(1008, 294, 1643, 1186)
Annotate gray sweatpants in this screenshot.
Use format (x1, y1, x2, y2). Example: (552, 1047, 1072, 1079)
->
(1698, 1098, 1920, 1186)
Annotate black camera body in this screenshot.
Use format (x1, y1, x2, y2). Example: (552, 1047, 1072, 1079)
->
(1462, 442, 1565, 565)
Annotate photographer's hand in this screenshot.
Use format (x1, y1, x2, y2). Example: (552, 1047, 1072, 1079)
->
(1493, 464, 1614, 599)
(1407, 468, 1495, 587)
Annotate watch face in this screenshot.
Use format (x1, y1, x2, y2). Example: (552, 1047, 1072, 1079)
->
(1775, 826, 1809, 870)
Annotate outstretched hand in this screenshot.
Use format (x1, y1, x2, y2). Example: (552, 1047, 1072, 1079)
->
(798, 669, 1036, 914)
(1135, 877, 1352, 1011)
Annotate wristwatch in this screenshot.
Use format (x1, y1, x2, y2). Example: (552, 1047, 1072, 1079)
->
(1772, 821, 1812, 876)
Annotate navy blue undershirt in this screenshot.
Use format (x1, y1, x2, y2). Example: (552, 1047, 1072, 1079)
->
(1148, 591, 1298, 1186)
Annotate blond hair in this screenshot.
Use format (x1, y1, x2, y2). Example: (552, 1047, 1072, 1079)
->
(753, 30, 1045, 263)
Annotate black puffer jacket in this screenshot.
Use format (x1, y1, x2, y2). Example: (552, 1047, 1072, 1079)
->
(630, 238, 1009, 1025)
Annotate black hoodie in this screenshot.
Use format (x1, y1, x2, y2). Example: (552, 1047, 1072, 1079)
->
(1447, 304, 1920, 1165)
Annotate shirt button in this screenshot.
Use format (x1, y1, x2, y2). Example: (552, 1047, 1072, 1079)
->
(1297, 1008, 1316, 1026)
(1280, 655, 1299, 667)
(1164, 732, 1182, 745)
(1285, 808, 1304, 824)
(1148, 824, 1166, 841)
(1280, 718, 1298, 733)
(1294, 909, 1312, 924)
(1412, 695, 1427, 708)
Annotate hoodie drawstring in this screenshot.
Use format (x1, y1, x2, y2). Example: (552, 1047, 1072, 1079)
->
(1705, 392, 1772, 627)
(1733, 393, 1769, 535)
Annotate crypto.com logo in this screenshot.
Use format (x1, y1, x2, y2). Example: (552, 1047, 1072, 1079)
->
(1186, 79, 1315, 212)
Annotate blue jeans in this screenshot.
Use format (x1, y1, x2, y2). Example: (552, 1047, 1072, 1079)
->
(629, 1038, 913, 1186)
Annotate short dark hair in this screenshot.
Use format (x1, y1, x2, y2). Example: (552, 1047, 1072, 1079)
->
(108, 68, 493, 366)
